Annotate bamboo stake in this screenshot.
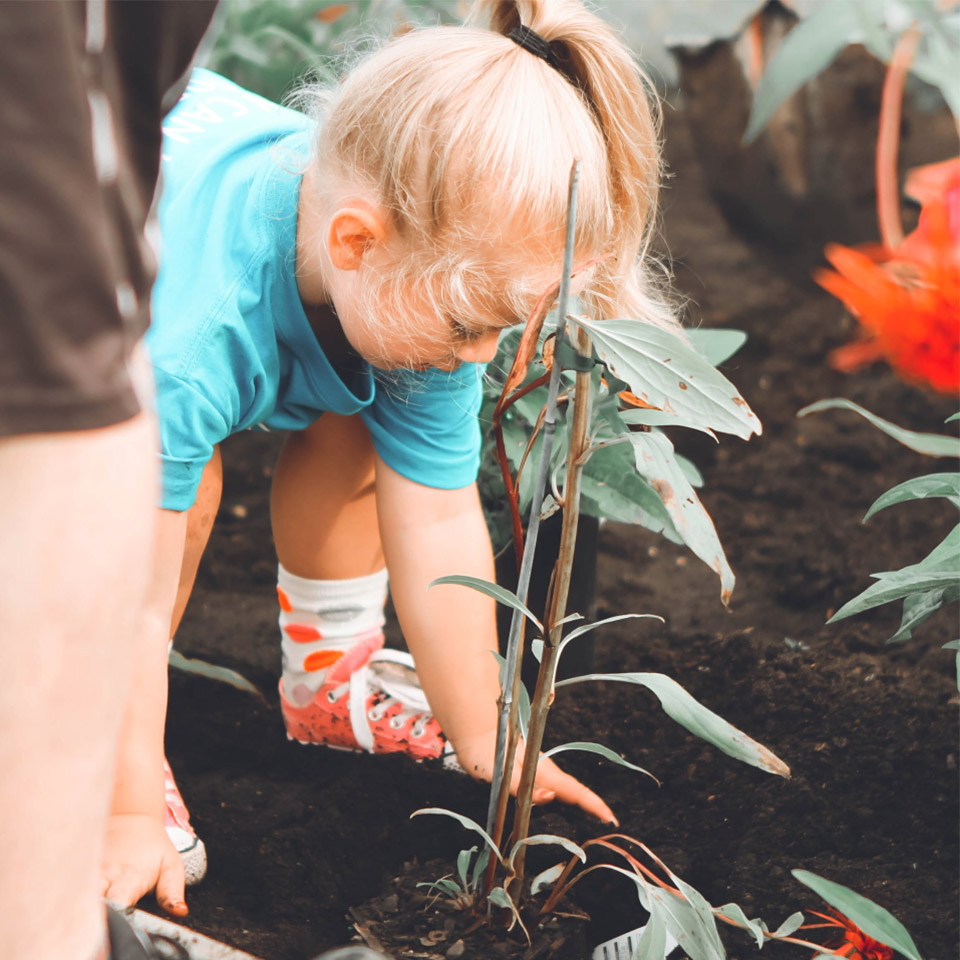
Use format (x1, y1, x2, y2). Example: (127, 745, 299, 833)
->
(482, 161, 582, 868)
(508, 319, 594, 896)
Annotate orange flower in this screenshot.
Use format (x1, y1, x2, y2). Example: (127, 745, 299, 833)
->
(814, 158, 960, 395)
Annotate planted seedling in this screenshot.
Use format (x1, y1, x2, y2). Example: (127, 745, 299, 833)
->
(417, 162, 808, 956)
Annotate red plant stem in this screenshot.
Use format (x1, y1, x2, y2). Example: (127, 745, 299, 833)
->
(876, 26, 920, 250)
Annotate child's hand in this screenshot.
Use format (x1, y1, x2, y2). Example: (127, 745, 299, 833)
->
(452, 728, 617, 825)
(101, 812, 188, 917)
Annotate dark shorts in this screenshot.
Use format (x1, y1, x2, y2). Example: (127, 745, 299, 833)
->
(0, 0, 217, 436)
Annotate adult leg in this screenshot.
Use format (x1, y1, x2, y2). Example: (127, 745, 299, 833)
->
(0, 412, 156, 960)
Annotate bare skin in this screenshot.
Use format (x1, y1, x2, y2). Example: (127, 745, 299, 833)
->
(0, 404, 155, 960)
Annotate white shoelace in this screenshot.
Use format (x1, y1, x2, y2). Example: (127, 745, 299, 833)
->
(324, 648, 435, 753)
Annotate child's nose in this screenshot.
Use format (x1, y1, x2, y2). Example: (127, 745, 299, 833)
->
(455, 331, 500, 364)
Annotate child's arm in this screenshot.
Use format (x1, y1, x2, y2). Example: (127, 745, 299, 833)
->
(101, 508, 189, 915)
(375, 458, 615, 824)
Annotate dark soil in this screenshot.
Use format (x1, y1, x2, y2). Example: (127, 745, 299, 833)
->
(164, 105, 959, 960)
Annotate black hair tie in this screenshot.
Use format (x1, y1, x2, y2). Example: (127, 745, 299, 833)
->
(508, 24, 562, 72)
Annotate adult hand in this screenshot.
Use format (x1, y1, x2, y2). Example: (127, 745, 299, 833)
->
(101, 812, 187, 917)
(452, 728, 617, 825)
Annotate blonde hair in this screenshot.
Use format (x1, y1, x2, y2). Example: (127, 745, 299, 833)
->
(299, 0, 679, 344)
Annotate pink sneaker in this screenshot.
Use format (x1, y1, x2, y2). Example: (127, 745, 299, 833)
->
(279, 632, 460, 768)
(163, 759, 207, 886)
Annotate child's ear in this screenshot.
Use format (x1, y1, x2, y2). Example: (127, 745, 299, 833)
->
(327, 203, 388, 271)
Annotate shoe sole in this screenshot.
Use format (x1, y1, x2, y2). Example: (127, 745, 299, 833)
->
(286, 732, 463, 771)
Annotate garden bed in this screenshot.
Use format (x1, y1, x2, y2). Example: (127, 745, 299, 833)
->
(164, 106, 959, 960)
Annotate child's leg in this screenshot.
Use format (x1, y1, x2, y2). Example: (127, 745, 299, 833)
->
(271, 414, 448, 760)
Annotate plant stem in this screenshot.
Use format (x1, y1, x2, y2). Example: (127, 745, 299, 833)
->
(876, 26, 920, 249)
(508, 320, 593, 897)
(483, 161, 582, 870)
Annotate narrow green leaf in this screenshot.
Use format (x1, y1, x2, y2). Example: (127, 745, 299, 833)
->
(716, 903, 769, 948)
(772, 911, 805, 939)
(559, 613, 664, 655)
(542, 741, 658, 782)
(745, 2, 862, 143)
(863, 473, 960, 521)
(410, 808, 503, 864)
(634, 909, 668, 960)
(168, 648, 265, 702)
(430, 575, 542, 631)
(631, 431, 736, 605)
(797, 399, 960, 457)
(829, 525, 960, 622)
(416, 878, 462, 899)
(572, 317, 762, 440)
(675, 452, 706, 489)
(555, 672, 791, 777)
(488, 887, 528, 940)
(456, 846, 477, 893)
(686, 329, 748, 367)
(530, 862, 564, 896)
(888, 585, 960, 643)
(470, 846, 491, 889)
(791, 871, 923, 960)
(507, 834, 586, 870)
(946, 413, 960, 423)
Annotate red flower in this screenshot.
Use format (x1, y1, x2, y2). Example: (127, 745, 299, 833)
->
(805, 909, 894, 960)
(814, 158, 960, 395)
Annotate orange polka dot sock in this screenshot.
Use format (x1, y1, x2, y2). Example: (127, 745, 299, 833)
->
(277, 563, 388, 707)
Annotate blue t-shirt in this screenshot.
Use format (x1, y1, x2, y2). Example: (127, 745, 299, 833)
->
(149, 69, 483, 511)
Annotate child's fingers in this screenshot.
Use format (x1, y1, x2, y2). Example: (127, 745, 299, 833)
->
(155, 852, 189, 917)
(101, 863, 152, 911)
(534, 757, 618, 825)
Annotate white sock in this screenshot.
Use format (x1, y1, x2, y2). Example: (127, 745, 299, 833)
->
(277, 564, 388, 704)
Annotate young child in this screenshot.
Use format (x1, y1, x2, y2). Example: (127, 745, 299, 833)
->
(101, 0, 676, 916)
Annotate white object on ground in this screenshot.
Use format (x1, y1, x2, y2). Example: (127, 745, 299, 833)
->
(592, 923, 680, 960)
(128, 909, 266, 960)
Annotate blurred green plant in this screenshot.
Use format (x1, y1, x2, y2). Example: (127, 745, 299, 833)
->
(203, 0, 460, 102)
(798, 400, 960, 685)
(744, 0, 959, 142)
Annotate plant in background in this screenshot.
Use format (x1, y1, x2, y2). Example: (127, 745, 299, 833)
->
(414, 165, 807, 956)
(744, 0, 959, 394)
(798, 399, 960, 685)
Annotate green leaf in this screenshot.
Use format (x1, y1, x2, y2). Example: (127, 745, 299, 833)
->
(555, 672, 791, 777)
(631, 431, 735, 606)
(829, 525, 960, 622)
(168, 648, 265, 702)
(456, 846, 477, 893)
(430, 575, 542, 631)
(410, 808, 503, 865)
(542, 741, 658, 782)
(675, 453, 705, 489)
(772, 911, 805, 938)
(744, 1, 862, 143)
(507, 834, 586, 870)
(559, 613, 664, 656)
(581, 445, 682, 543)
(864, 473, 960, 521)
(488, 887, 528, 939)
(888, 585, 960, 643)
(572, 317, 761, 440)
(633, 911, 669, 960)
(416, 877, 462, 899)
(530, 862, 564, 896)
(470, 846, 491, 889)
(946, 413, 960, 424)
(716, 903, 769, 948)
(620, 409, 719, 441)
(797, 399, 960, 457)
(686, 329, 748, 367)
(791, 871, 923, 960)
